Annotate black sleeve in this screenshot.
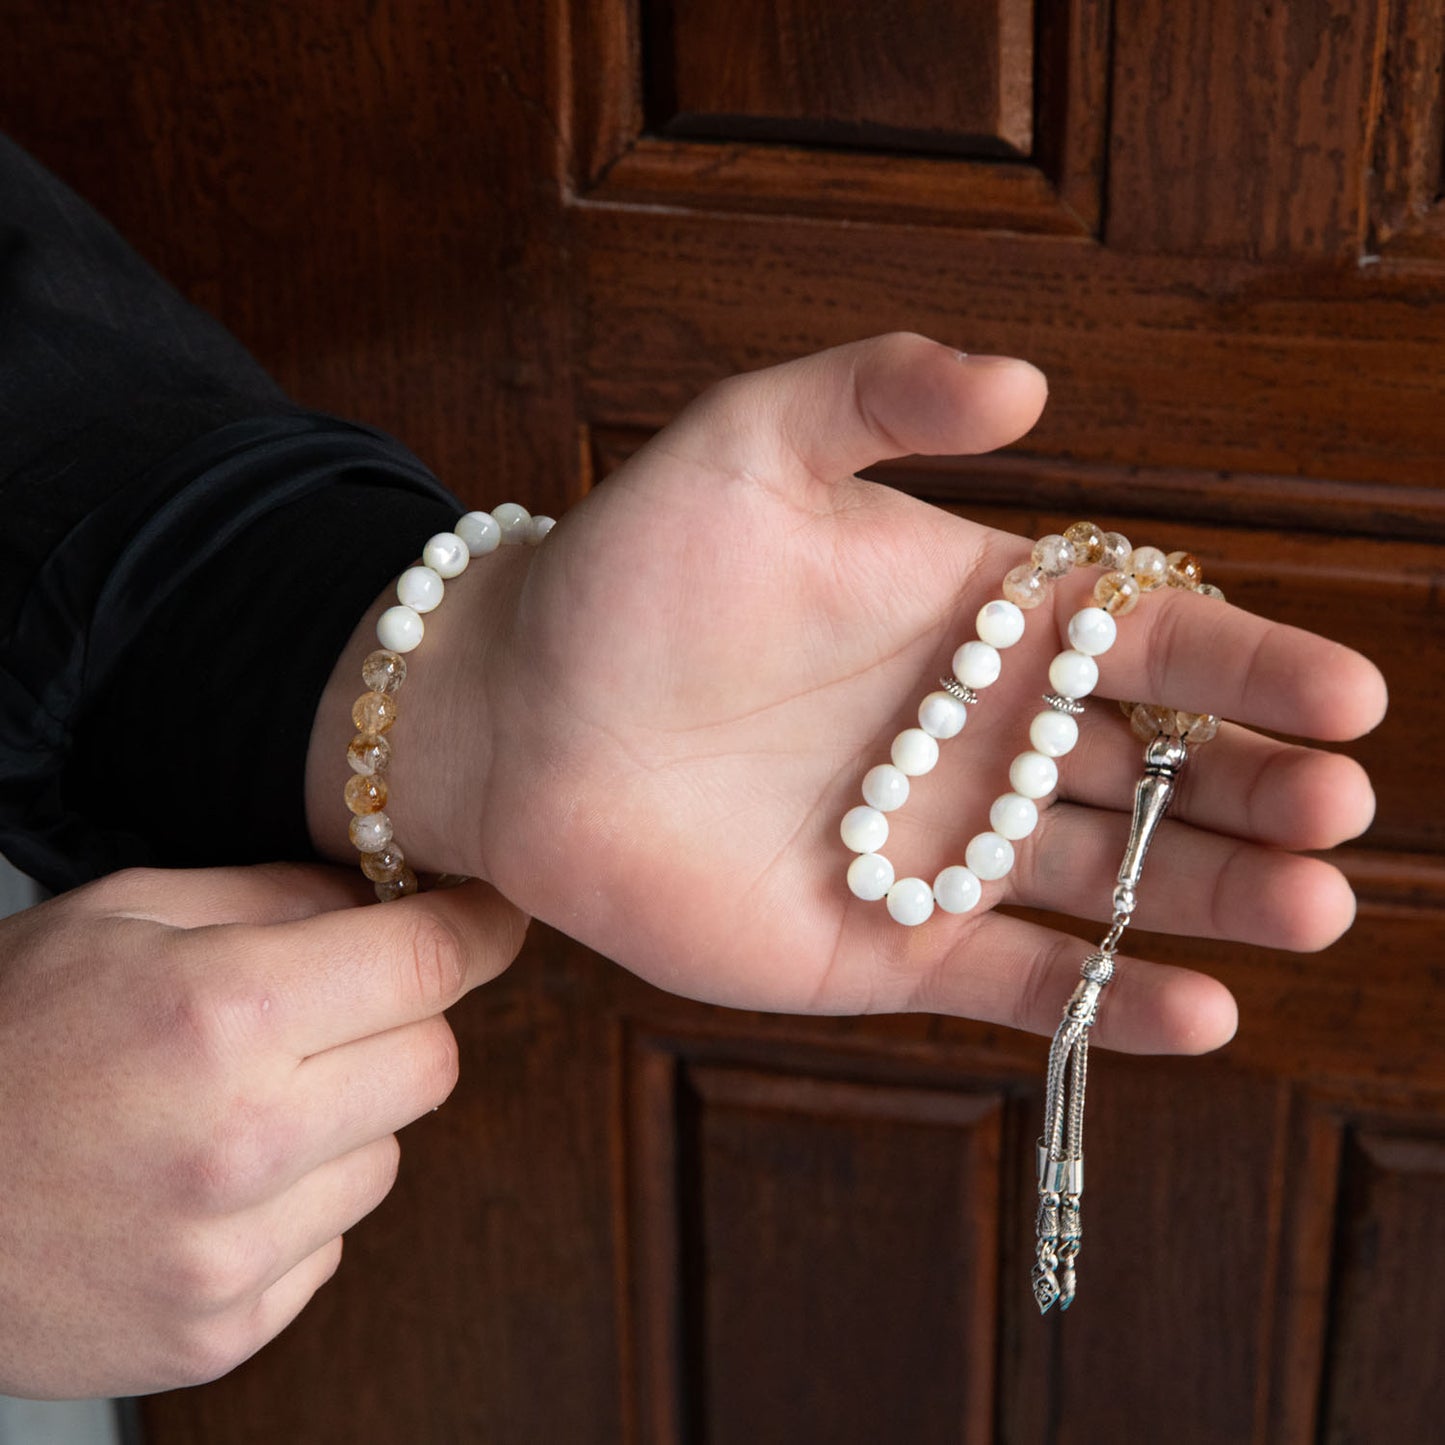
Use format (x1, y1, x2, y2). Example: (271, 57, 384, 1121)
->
(0, 132, 460, 892)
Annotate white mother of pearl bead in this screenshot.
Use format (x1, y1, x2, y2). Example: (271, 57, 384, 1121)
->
(422, 532, 470, 579)
(377, 604, 425, 653)
(989, 791, 1040, 840)
(528, 515, 556, 545)
(847, 852, 895, 902)
(886, 876, 935, 926)
(1067, 606, 1118, 657)
(975, 599, 1026, 649)
(492, 501, 533, 544)
(918, 690, 968, 740)
(1048, 649, 1100, 699)
(862, 763, 910, 812)
(456, 510, 501, 556)
(1029, 709, 1079, 758)
(965, 831, 1015, 881)
(396, 564, 444, 613)
(933, 865, 982, 914)
(953, 640, 1002, 689)
(891, 728, 940, 776)
(841, 805, 889, 853)
(1009, 750, 1059, 799)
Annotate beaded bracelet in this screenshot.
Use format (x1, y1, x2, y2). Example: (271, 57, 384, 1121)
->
(345, 501, 554, 902)
(837, 519, 1225, 1313)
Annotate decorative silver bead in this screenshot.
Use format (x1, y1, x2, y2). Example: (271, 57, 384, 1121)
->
(1042, 691, 1086, 716)
(939, 675, 979, 706)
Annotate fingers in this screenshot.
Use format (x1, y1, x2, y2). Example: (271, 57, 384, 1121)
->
(85, 861, 374, 930)
(849, 906, 1237, 1054)
(200, 880, 528, 1058)
(1059, 711, 1377, 851)
(1013, 802, 1357, 951)
(1081, 582, 1388, 742)
(675, 333, 1048, 490)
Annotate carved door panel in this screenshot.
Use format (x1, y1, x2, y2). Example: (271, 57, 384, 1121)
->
(3, 2, 1442, 1441)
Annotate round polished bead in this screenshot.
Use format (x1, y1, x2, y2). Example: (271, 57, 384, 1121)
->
(1066, 606, 1118, 657)
(891, 728, 940, 776)
(492, 502, 532, 544)
(349, 811, 394, 853)
(1177, 711, 1220, 743)
(1002, 563, 1049, 610)
(952, 640, 1002, 690)
(345, 773, 387, 815)
(360, 845, 408, 883)
(862, 763, 910, 812)
(1099, 531, 1132, 570)
(886, 877, 935, 926)
(528, 515, 556, 545)
(1128, 545, 1168, 591)
(965, 831, 1015, 881)
(1031, 533, 1076, 578)
(1048, 649, 1100, 699)
(847, 852, 895, 902)
(347, 734, 392, 776)
(989, 791, 1039, 840)
(1130, 702, 1178, 741)
(352, 690, 399, 734)
(933, 865, 982, 915)
(1009, 750, 1059, 799)
(362, 649, 407, 695)
(918, 690, 968, 740)
(397, 564, 444, 614)
(1094, 570, 1141, 616)
(422, 532, 470, 578)
(375, 867, 420, 903)
(1063, 520, 1105, 565)
(1166, 550, 1203, 589)
(1197, 582, 1227, 601)
(456, 510, 502, 556)
(975, 598, 1026, 649)
(377, 604, 425, 653)
(841, 805, 889, 853)
(1029, 708, 1079, 757)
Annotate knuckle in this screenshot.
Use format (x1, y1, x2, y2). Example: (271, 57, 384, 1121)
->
(157, 1226, 270, 1318)
(167, 1315, 257, 1389)
(172, 1101, 286, 1213)
(404, 914, 467, 1012)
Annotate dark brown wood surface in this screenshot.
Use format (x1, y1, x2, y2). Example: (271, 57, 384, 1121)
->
(2, 2, 1441, 1441)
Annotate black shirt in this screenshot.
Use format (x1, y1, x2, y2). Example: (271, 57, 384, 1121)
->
(0, 132, 459, 890)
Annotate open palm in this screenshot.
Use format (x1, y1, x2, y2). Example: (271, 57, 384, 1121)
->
(470, 335, 1384, 1054)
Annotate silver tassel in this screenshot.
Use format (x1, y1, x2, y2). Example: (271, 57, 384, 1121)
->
(1033, 733, 1189, 1313)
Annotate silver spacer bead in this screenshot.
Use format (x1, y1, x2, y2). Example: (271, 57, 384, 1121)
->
(1043, 692, 1086, 716)
(940, 676, 979, 706)
(1081, 951, 1115, 985)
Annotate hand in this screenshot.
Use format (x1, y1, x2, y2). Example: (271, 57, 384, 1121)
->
(0, 865, 524, 1399)
(310, 334, 1384, 1056)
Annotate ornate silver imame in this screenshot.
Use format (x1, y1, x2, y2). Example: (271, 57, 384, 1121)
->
(1033, 728, 1189, 1314)
(1042, 691, 1086, 715)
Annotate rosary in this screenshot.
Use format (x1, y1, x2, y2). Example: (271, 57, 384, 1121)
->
(837, 519, 1222, 1313)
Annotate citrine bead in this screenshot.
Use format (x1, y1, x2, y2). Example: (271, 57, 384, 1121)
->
(347, 734, 392, 776)
(352, 690, 398, 734)
(375, 867, 419, 903)
(1128, 546, 1168, 591)
(1166, 551, 1203, 589)
(1177, 711, 1220, 743)
(362, 649, 408, 695)
(345, 774, 387, 815)
(349, 811, 394, 853)
(1197, 582, 1227, 601)
(1130, 703, 1178, 741)
(1094, 570, 1141, 615)
(1063, 520, 1105, 565)
(1002, 563, 1049, 609)
(1098, 531, 1131, 570)
(360, 846, 407, 883)
(1031, 533, 1076, 578)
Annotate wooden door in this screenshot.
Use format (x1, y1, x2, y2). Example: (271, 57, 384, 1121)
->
(4, 2, 1443, 1440)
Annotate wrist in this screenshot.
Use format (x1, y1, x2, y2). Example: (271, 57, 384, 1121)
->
(304, 540, 533, 881)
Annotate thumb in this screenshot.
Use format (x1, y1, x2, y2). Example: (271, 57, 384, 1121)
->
(674, 332, 1048, 488)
